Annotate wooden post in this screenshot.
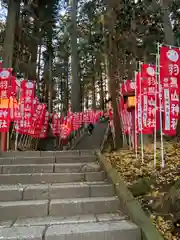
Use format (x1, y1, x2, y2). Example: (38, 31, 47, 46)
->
(1, 132, 7, 152)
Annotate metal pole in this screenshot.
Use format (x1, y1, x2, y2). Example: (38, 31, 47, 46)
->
(154, 55, 158, 167)
(139, 61, 144, 163)
(157, 43, 165, 168)
(15, 132, 18, 151)
(134, 71, 138, 160)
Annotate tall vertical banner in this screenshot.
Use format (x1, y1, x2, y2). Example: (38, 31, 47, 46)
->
(141, 64, 157, 134)
(15, 80, 35, 134)
(135, 70, 144, 162)
(0, 108, 10, 132)
(0, 68, 12, 98)
(160, 46, 180, 135)
(135, 72, 142, 134)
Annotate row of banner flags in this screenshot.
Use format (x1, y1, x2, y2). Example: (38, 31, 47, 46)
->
(0, 67, 104, 141)
(118, 44, 180, 167)
(0, 43, 179, 166)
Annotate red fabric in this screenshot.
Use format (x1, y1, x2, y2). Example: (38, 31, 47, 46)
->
(160, 46, 180, 135)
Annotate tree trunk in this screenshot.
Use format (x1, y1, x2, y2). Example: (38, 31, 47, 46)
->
(28, 21, 39, 80)
(148, 0, 175, 44)
(64, 58, 69, 115)
(12, 4, 21, 72)
(48, 45, 53, 113)
(91, 56, 96, 110)
(37, 40, 42, 95)
(69, 0, 81, 112)
(105, 53, 123, 149)
(96, 56, 104, 110)
(43, 51, 49, 105)
(99, 69, 105, 110)
(161, 0, 175, 45)
(92, 84, 96, 110)
(105, 1, 123, 149)
(85, 94, 89, 109)
(2, 0, 21, 68)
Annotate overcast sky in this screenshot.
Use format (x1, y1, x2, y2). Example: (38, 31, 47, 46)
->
(0, 4, 7, 22)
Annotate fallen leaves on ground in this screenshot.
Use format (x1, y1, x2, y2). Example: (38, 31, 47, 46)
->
(104, 140, 180, 240)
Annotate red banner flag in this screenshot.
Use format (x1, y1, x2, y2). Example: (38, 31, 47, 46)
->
(135, 72, 143, 133)
(0, 68, 12, 98)
(141, 64, 157, 134)
(160, 46, 180, 135)
(0, 107, 10, 132)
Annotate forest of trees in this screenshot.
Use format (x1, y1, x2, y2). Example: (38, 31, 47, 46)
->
(0, 0, 180, 148)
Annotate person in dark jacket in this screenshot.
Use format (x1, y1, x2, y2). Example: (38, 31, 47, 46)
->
(87, 122, 94, 135)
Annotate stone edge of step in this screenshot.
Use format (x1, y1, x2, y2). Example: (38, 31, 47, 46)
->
(0, 182, 115, 201)
(0, 196, 119, 206)
(0, 220, 141, 240)
(0, 171, 106, 184)
(0, 213, 126, 228)
(0, 150, 96, 158)
(0, 162, 101, 174)
(98, 153, 164, 240)
(0, 197, 120, 221)
(0, 156, 98, 166)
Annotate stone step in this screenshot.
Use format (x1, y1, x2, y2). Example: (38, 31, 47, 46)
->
(56, 156, 97, 163)
(0, 220, 141, 240)
(14, 213, 125, 227)
(0, 156, 97, 165)
(45, 221, 140, 240)
(0, 199, 48, 220)
(0, 213, 125, 228)
(0, 163, 100, 174)
(0, 183, 115, 201)
(49, 197, 120, 216)
(0, 172, 105, 184)
(1, 151, 41, 158)
(0, 197, 119, 221)
(1, 150, 95, 158)
(79, 150, 96, 156)
(41, 150, 95, 157)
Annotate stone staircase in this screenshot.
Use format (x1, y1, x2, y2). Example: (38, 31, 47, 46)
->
(74, 122, 108, 150)
(0, 150, 141, 239)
